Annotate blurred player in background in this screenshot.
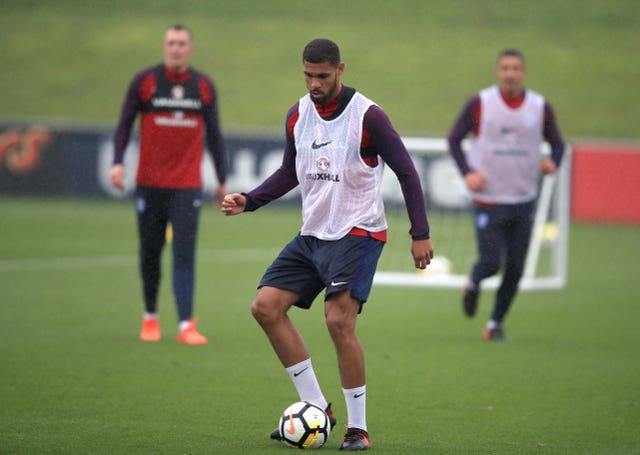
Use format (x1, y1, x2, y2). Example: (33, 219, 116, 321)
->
(448, 49, 565, 341)
(222, 38, 433, 451)
(110, 25, 227, 345)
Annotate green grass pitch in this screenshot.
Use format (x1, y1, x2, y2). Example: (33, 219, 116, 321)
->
(1, 196, 638, 454)
(1, 1, 638, 452)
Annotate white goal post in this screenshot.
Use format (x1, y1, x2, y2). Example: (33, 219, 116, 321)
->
(373, 137, 571, 290)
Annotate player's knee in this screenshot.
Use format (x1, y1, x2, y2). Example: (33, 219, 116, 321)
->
(250, 297, 272, 324)
(325, 310, 355, 340)
(251, 291, 288, 325)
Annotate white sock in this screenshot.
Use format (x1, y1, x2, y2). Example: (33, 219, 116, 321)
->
(144, 312, 158, 320)
(178, 320, 191, 331)
(343, 385, 367, 431)
(486, 319, 500, 330)
(285, 359, 327, 410)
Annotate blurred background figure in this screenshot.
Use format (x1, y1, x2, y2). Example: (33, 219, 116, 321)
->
(110, 25, 228, 344)
(448, 48, 565, 341)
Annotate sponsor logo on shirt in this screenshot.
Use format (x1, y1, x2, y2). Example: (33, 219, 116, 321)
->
(305, 172, 340, 182)
(316, 156, 330, 171)
(492, 148, 528, 156)
(311, 139, 333, 149)
(305, 155, 340, 182)
(151, 97, 202, 110)
(154, 111, 198, 128)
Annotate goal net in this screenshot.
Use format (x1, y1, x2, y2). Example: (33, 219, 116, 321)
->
(374, 137, 571, 290)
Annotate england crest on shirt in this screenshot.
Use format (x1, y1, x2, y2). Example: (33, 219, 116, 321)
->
(171, 85, 185, 99)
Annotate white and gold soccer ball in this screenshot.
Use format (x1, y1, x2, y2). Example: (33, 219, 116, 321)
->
(278, 401, 331, 449)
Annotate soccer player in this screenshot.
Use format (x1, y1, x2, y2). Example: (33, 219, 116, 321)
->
(221, 38, 434, 451)
(448, 49, 565, 341)
(110, 25, 228, 345)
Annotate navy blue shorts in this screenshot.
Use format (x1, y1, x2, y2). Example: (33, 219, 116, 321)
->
(259, 234, 385, 311)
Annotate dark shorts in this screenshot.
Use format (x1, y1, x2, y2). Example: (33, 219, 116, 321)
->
(259, 234, 385, 311)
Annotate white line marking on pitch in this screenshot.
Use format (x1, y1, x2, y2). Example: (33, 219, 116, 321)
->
(0, 248, 280, 272)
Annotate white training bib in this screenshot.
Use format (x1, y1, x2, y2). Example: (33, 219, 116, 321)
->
(468, 85, 545, 204)
(294, 92, 387, 240)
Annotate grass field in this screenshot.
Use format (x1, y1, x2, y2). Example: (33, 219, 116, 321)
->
(1, 2, 639, 452)
(1, 196, 638, 454)
(1, 0, 639, 139)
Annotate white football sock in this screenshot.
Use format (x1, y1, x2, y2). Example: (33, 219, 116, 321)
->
(343, 385, 367, 431)
(285, 359, 328, 410)
(178, 320, 191, 331)
(486, 319, 500, 330)
(143, 312, 158, 320)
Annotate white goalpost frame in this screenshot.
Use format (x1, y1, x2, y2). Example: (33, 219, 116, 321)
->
(373, 137, 571, 291)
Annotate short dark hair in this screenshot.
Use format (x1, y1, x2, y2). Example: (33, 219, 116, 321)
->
(497, 48, 525, 64)
(303, 39, 341, 66)
(169, 24, 193, 39)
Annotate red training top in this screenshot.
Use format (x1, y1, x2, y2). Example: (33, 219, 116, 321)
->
(113, 64, 227, 189)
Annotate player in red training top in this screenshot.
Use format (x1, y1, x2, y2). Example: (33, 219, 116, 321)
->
(448, 48, 565, 341)
(222, 38, 434, 451)
(111, 25, 228, 345)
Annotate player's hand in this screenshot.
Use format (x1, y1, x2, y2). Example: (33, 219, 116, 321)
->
(221, 193, 247, 216)
(464, 172, 485, 192)
(412, 239, 434, 270)
(110, 164, 125, 190)
(540, 158, 557, 175)
(213, 184, 227, 206)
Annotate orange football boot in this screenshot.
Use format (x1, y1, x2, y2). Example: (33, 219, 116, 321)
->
(176, 320, 208, 345)
(140, 318, 161, 342)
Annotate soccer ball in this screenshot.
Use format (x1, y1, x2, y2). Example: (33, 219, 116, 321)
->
(426, 255, 451, 275)
(278, 401, 331, 449)
(416, 255, 451, 275)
